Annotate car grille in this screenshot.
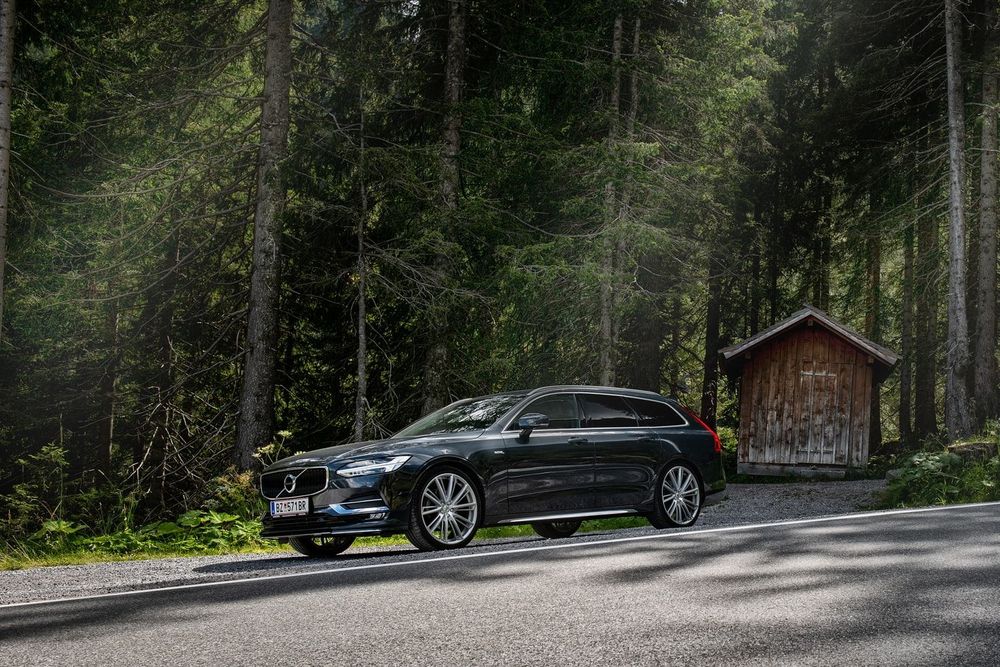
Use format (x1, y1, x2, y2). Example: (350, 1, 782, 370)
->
(260, 467, 328, 499)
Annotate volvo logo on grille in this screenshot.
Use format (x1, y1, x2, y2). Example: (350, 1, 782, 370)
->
(283, 473, 298, 494)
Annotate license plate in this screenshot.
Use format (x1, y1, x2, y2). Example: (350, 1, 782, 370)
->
(270, 498, 309, 517)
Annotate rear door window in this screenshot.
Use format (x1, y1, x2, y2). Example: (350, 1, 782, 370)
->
(577, 394, 638, 428)
(628, 398, 687, 427)
(508, 394, 581, 430)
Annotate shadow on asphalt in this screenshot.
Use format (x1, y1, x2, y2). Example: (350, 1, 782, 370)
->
(191, 535, 556, 574)
(3, 506, 999, 664)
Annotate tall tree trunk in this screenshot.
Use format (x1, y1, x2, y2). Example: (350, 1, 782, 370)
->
(598, 12, 623, 386)
(667, 294, 682, 396)
(354, 88, 368, 442)
(235, 0, 292, 470)
(97, 283, 119, 480)
(0, 0, 13, 342)
(943, 0, 974, 439)
(974, 10, 999, 426)
(864, 228, 882, 452)
(421, 0, 466, 415)
(700, 251, 722, 428)
(749, 203, 761, 335)
(914, 212, 940, 440)
(899, 224, 914, 445)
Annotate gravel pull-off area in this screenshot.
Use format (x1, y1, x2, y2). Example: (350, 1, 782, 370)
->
(0, 479, 886, 606)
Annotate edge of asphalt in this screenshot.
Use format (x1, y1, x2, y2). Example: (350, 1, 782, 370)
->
(2, 500, 998, 610)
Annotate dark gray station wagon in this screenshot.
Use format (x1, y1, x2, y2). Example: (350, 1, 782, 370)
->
(259, 385, 726, 557)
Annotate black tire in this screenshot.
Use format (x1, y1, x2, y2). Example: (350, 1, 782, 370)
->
(647, 462, 703, 529)
(405, 466, 481, 551)
(288, 535, 356, 557)
(531, 520, 582, 539)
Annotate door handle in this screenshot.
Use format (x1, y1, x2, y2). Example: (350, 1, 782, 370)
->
(568, 437, 589, 445)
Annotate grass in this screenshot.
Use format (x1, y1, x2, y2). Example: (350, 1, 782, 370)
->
(0, 516, 655, 571)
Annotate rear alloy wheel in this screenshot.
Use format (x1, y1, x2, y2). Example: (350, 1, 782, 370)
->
(647, 463, 703, 529)
(406, 467, 480, 551)
(531, 520, 582, 539)
(288, 535, 356, 557)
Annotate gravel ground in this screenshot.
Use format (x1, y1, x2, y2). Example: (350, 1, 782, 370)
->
(0, 479, 886, 606)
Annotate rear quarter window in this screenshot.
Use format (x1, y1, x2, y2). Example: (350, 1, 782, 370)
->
(628, 398, 687, 427)
(577, 394, 638, 428)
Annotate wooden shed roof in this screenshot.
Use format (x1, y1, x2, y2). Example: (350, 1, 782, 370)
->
(719, 305, 900, 379)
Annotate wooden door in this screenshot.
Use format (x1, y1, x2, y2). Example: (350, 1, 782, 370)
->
(796, 362, 858, 465)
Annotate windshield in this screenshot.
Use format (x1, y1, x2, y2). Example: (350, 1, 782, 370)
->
(395, 394, 525, 437)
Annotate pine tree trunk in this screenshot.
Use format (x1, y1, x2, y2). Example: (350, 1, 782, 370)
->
(700, 251, 722, 428)
(0, 0, 14, 342)
(914, 211, 940, 440)
(974, 12, 999, 425)
(354, 89, 368, 442)
(749, 207, 761, 335)
(865, 230, 882, 451)
(97, 283, 119, 480)
(943, 0, 974, 439)
(598, 12, 623, 386)
(422, 0, 466, 415)
(667, 294, 682, 397)
(899, 224, 914, 445)
(235, 0, 292, 470)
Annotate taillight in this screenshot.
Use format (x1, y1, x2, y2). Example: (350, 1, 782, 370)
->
(681, 405, 722, 454)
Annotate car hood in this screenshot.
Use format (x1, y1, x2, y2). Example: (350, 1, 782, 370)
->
(265, 432, 486, 470)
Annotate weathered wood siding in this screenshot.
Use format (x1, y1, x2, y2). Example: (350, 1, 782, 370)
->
(737, 325, 873, 470)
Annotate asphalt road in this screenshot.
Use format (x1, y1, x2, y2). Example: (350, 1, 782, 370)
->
(1, 503, 998, 666)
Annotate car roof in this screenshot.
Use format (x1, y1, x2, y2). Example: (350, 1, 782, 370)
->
(458, 385, 670, 405)
(524, 385, 668, 401)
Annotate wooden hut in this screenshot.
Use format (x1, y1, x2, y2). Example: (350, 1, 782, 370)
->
(719, 305, 899, 477)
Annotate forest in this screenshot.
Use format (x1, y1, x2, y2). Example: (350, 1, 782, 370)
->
(0, 0, 998, 545)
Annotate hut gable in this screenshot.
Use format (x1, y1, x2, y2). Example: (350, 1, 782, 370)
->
(720, 305, 900, 381)
(719, 305, 899, 477)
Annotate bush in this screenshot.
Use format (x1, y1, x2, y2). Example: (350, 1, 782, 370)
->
(881, 451, 1000, 508)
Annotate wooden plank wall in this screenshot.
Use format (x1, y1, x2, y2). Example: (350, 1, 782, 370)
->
(737, 325, 873, 470)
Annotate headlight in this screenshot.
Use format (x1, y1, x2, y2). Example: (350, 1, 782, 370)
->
(336, 455, 411, 478)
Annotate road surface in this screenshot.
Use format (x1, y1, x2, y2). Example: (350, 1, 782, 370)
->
(1, 503, 998, 666)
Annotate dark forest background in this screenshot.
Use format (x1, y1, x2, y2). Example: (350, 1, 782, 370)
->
(0, 0, 998, 535)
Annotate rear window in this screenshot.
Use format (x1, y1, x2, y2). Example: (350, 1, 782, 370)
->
(629, 398, 687, 427)
(577, 394, 638, 428)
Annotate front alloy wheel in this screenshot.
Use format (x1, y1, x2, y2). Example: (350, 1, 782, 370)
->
(648, 463, 702, 529)
(406, 467, 480, 551)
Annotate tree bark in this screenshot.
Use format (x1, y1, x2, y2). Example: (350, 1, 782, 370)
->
(598, 12, 623, 386)
(0, 0, 14, 342)
(974, 8, 999, 426)
(943, 0, 974, 439)
(914, 211, 940, 440)
(700, 251, 722, 428)
(667, 294, 682, 397)
(97, 283, 119, 480)
(235, 0, 292, 470)
(354, 88, 368, 442)
(899, 223, 914, 445)
(864, 228, 882, 451)
(421, 0, 466, 415)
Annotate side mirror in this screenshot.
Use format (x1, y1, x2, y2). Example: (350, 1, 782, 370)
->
(517, 413, 549, 439)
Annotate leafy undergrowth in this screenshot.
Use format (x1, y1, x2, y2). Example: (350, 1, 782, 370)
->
(879, 452, 1000, 509)
(878, 422, 1000, 509)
